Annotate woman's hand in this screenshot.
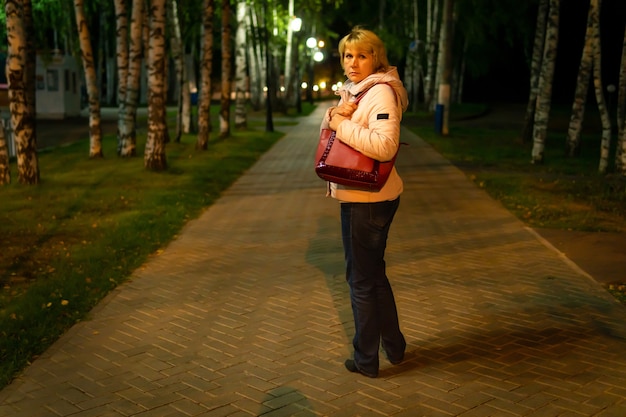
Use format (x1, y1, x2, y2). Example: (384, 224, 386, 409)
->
(331, 102, 357, 118)
(328, 102, 357, 131)
(329, 114, 348, 131)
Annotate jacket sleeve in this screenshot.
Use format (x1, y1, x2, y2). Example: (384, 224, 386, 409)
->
(335, 84, 401, 162)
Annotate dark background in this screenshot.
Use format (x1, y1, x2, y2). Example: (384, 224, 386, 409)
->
(461, 0, 626, 103)
(327, 0, 626, 104)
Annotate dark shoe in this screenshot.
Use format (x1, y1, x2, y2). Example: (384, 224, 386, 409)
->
(388, 355, 404, 365)
(381, 341, 406, 365)
(382, 349, 404, 365)
(344, 359, 377, 378)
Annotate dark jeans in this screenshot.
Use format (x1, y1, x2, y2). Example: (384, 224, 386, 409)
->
(341, 198, 406, 376)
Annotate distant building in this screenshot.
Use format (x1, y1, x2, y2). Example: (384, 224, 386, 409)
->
(35, 51, 83, 119)
(0, 51, 83, 120)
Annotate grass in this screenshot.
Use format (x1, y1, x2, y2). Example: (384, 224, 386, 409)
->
(0, 103, 314, 389)
(404, 104, 626, 233)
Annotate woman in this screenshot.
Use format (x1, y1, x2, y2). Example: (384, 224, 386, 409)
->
(320, 27, 409, 378)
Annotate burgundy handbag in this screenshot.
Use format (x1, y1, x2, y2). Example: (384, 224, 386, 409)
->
(314, 85, 397, 191)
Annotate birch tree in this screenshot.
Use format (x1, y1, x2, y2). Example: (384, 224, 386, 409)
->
(261, 2, 273, 132)
(113, 0, 129, 147)
(74, 0, 103, 158)
(565, 0, 595, 157)
(0, 120, 10, 185)
(118, 0, 145, 157)
(246, 6, 264, 111)
(234, 0, 248, 128)
(197, 0, 215, 150)
(424, 0, 441, 111)
(616, 25, 626, 174)
(219, 0, 232, 138)
(522, 0, 548, 144)
(145, 0, 168, 171)
(283, 0, 296, 108)
(23, 0, 35, 139)
(5, 0, 39, 184)
(531, 0, 559, 164)
(167, 0, 190, 141)
(592, 0, 611, 174)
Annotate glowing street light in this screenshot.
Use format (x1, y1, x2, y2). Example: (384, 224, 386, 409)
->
(305, 37, 325, 103)
(313, 51, 324, 62)
(290, 17, 302, 32)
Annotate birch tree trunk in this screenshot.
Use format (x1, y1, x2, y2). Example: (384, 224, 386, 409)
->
(219, 0, 232, 138)
(119, 0, 145, 157)
(23, 0, 35, 139)
(592, 0, 611, 174)
(531, 0, 559, 164)
(197, 0, 215, 150)
(616, 25, 626, 174)
(565, 0, 595, 157)
(283, 0, 295, 108)
(247, 8, 263, 111)
(74, 0, 103, 158)
(522, 0, 548, 144)
(6, 0, 39, 184)
(145, 0, 168, 171)
(234, 0, 248, 128)
(142, 6, 150, 106)
(113, 0, 129, 148)
(424, 0, 440, 111)
(619, 25, 626, 135)
(167, 0, 190, 141)
(179, 7, 191, 135)
(434, 0, 448, 114)
(0, 120, 10, 185)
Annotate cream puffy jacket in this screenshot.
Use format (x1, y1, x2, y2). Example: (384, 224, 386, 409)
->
(320, 67, 409, 203)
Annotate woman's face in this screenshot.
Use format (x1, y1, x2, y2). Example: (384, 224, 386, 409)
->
(343, 46, 375, 84)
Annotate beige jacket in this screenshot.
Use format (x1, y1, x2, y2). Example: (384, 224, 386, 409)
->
(320, 67, 409, 203)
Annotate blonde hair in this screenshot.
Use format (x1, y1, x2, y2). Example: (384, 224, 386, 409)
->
(338, 27, 390, 74)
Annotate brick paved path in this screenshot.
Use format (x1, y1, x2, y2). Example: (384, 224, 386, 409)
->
(2, 106, 626, 416)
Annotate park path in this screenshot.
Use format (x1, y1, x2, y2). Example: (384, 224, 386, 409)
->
(2, 105, 626, 416)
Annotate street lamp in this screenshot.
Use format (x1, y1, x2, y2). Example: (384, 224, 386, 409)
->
(306, 37, 325, 104)
(291, 17, 302, 32)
